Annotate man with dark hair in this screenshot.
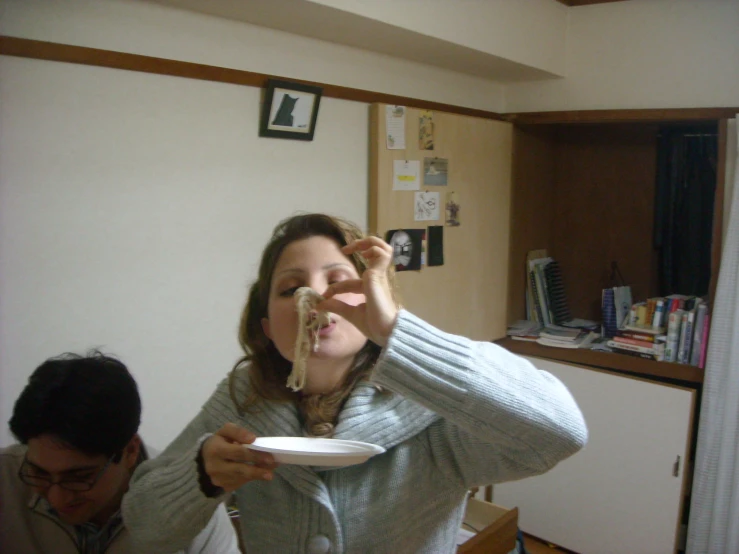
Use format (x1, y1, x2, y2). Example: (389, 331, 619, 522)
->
(0, 351, 239, 554)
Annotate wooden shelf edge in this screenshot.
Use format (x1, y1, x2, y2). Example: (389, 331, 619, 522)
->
(503, 107, 739, 125)
(495, 337, 704, 385)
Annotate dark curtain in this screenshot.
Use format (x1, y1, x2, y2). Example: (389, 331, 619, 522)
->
(654, 126, 718, 297)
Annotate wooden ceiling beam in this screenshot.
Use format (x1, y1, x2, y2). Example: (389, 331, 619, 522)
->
(2, 36, 736, 126)
(0, 35, 507, 121)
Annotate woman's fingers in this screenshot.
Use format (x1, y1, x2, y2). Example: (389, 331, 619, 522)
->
(342, 237, 392, 268)
(203, 424, 278, 492)
(330, 237, 398, 346)
(322, 279, 364, 299)
(218, 441, 276, 466)
(207, 434, 276, 467)
(216, 422, 255, 444)
(208, 460, 274, 489)
(361, 245, 392, 263)
(342, 236, 390, 254)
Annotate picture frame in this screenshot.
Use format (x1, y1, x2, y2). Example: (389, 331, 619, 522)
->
(259, 79, 323, 141)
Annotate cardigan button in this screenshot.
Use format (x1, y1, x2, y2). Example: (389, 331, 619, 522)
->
(307, 534, 331, 553)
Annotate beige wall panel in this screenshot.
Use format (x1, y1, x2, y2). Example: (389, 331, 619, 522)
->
(370, 103, 512, 341)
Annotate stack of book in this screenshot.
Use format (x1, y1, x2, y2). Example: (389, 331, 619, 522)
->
(609, 294, 710, 367)
(536, 325, 598, 349)
(606, 326, 666, 361)
(506, 320, 542, 342)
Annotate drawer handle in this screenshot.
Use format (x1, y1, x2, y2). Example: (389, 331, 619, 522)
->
(673, 455, 681, 477)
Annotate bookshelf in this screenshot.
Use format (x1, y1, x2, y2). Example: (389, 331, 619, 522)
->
(506, 120, 721, 382)
(496, 337, 703, 385)
(508, 123, 664, 323)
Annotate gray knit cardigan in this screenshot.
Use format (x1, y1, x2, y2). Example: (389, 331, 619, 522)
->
(122, 311, 587, 553)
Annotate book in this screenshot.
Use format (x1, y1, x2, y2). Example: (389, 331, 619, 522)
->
(528, 272, 542, 323)
(526, 270, 538, 321)
(652, 299, 665, 330)
(664, 309, 684, 363)
(537, 332, 597, 349)
(606, 340, 664, 356)
(511, 335, 540, 342)
(525, 249, 548, 322)
(677, 311, 694, 364)
(507, 320, 542, 338)
(645, 298, 659, 327)
(623, 324, 666, 335)
(540, 325, 583, 342)
(636, 304, 648, 327)
(665, 294, 692, 313)
(561, 318, 600, 331)
(612, 336, 656, 349)
(529, 257, 553, 326)
(616, 330, 658, 343)
(609, 345, 662, 361)
(602, 288, 618, 338)
(536, 262, 556, 324)
(630, 301, 646, 325)
(543, 261, 572, 325)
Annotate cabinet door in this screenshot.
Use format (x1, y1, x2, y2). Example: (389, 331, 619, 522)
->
(493, 357, 694, 554)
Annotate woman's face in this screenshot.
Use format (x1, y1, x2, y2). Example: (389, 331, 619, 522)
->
(262, 235, 368, 376)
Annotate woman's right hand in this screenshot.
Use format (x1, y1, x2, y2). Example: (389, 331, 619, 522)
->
(201, 423, 277, 493)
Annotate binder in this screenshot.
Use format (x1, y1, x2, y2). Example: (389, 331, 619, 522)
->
(544, 260, 572, 325)
(601, 288, 618, 338)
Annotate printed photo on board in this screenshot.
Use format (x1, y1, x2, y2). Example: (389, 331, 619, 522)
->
(445, 192, 460, 227)
(385, 229, 424, 271)
(424, 158, 448, 186)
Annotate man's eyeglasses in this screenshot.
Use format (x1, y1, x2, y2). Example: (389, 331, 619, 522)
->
(18, 454, 117, 492)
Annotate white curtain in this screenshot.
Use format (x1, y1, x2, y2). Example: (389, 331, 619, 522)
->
(687, 117, 739, 554)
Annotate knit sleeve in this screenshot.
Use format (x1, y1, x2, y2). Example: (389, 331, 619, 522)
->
(122, 375, 244, 553)
(371, 310, 588, 487)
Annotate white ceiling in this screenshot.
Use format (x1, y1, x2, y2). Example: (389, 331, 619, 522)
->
(143, 0, 561, 82)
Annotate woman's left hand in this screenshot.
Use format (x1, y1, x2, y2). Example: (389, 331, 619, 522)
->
(317, 236, 398, 347)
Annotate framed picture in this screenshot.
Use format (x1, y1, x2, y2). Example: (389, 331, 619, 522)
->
(259, 79, 322, 141)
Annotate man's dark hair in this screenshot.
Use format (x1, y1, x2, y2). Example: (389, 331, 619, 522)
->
(9, 351, 141, 460)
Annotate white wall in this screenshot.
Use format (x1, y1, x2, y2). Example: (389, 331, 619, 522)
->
(0, 0, 506, 113)
(505, 0, 739, 112)
(0, 0, 514, 449)
(0, 55, 370, 449)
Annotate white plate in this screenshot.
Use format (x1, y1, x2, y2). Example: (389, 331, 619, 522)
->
(245, 437, 385, 467)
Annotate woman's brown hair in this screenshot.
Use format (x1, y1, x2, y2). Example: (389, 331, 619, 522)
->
(229, 213, 396, 436)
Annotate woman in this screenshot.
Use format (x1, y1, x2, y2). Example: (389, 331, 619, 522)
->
(123, 213, 587, 553)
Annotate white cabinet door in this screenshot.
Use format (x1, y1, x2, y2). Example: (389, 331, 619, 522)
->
(493, 357, 694, 554)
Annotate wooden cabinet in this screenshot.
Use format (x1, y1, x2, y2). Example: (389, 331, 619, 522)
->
(493, 357, 695, 554)
(369, 106, 720, 553)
